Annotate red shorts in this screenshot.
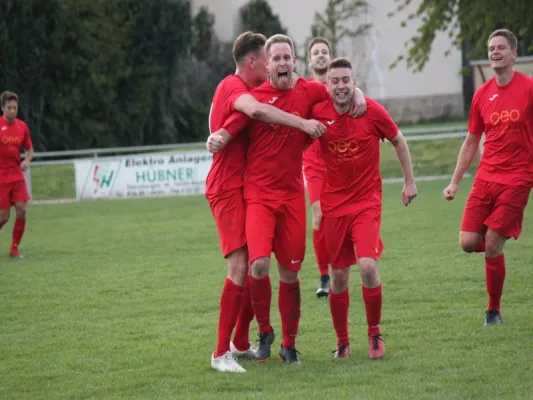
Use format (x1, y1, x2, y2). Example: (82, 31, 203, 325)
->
(306, 176, 324, 205)
(324, 207, 384, 269)
(206, 188, 246, 257)
(0, 181, 30, 210)
(246, 196, 306, 271)
(461, 179, 531, 239)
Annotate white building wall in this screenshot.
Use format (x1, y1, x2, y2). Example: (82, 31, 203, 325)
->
(192, 0, 465, 122)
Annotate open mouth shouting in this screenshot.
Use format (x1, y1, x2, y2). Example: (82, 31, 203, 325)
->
(277, 70, 290, 84)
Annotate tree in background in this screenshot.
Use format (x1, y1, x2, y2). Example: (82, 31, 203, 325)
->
(0, 0, 234, 150)
(310, 0, 371, 57)
(192, 6, 215, 61)
(239, 0, 287, 38)
(388, 0, 533, 73)
(0, 0, 67, 148)
(170, 5, 234, 143)
(304, 0, 372, 86)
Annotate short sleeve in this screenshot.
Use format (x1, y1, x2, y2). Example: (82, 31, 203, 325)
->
(305, 80, 329, 104)
(226, 79, 250, 112)
(468, 90, 485, 136)
(367, 99, 399, 141)
(222, 111, 251, 137)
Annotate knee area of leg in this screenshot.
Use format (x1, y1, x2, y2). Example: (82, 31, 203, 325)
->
(484, 240, 502, 257)
(251, 258, 269, 277)
(459, 239, 477, 253)
(15, 209, 26, 219)
(359, 262, 377, 280)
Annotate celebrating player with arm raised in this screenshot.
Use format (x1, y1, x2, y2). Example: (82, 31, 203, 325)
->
(207, 31, 328, 374)
(311, 58, 417, 359)
(304, 36, 369, 298)
(210, 34, 367, 365)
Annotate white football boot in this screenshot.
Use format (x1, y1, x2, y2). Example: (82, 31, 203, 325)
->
(211, 351, 246, 373)
(230, 341, 258, 359)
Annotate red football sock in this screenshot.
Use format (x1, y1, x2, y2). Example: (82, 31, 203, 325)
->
(329, 288, 350, 347)
(485, 254, 506, 312)
(362, 285, 382, 336)
(318, 264, 329, 276)
(278, 280, 301, 348)
(11, 218, 26, 250)
(250, 275, 272, 334)
(232, 275, 255, 351)
(475, 238, 486, 253)
(313, 228, 329, 276)
(214, 278, 243, 358)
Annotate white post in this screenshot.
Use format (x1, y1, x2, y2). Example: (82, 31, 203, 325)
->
(24, 167, 32, 203)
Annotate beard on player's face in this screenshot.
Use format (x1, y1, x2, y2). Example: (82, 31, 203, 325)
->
(313, 66, 328, 76)
(269, 62, 293, 90)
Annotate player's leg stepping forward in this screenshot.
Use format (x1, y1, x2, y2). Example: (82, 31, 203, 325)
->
(256, 328, 275, 362)
(484, 310, 503, 326)
(368, 334, 385, 359)
(279, 345, 301, 364)
(211, 351, 246, 373)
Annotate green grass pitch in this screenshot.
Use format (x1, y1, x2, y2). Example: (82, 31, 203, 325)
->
(1, 178, 532, 399)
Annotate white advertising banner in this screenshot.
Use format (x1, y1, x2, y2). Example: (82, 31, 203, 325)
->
(74, 151, 213, 200)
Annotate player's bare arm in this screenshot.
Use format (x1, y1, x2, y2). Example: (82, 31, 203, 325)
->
(234, 93, 326, 138)
(311, 200, 322, 231)
(390, 132, 417, 206)
(443, 133, 482, 200)
(20, 147, 34, 171)
(350, 88, 367, 117)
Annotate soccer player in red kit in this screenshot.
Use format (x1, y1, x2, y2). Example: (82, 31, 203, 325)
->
(304, 37, 367, 298)
(207, 31, 326, 373)
(311, 58, 417, 359)
(304, 37, 334, 297)
(443, 29, 533, 326)
(211, 34, 363, 365)
(0, 91, 34, 259)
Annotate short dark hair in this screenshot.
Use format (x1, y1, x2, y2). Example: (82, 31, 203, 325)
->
(265, 34, 295, 57)
(1, 91, 18, 108)
(307, 37, 332, 59)
(488, 29, 518, 51)
(328, 57, 352, 71)
(232, 31, 267, 64)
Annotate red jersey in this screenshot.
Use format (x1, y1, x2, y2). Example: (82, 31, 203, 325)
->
(205, 75, 251, 195)
(302, 78, 326, 182)
(469, 71, 533, 188)
(223, 78, 329, 200)
(311, 98, 398, 217)
(0, 116, 32, 184)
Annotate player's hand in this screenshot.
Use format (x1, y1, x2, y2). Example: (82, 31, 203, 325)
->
(206, 134, 225, 153)
(302, 119, 326, 139)
(311, 201, 322, 230)
(349, 87, 367, 117)
(20, 160, 30, 171)
(443, 183, 458, 201)
(402, 182, 417, 206)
